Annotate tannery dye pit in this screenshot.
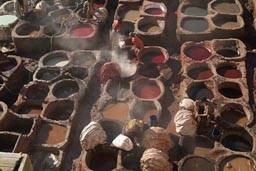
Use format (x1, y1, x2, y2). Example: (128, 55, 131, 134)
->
(1, 0, 256, 171)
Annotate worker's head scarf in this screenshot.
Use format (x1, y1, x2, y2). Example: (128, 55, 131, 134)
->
(100, 62, 121, 85)
(179, 98, 195, 111)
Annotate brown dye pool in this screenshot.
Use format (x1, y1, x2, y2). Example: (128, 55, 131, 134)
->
(88, 150, 118, 171)
(139, 24, 161, 33)
(18, 105, 43, 115)
(182, 157, 215, 171)
(217, 48, 240, 58)
(133, 83, 161, 99)
(181, 18, 209, 32)
(182, 6, 208, 16)
(194, 136, 214, 156)
(184, 45, 212, 61)
(221, 135, 252, 152)
(217, 65, 242, 78)
(219, 87, 242, 99)
(188, 66, 213, 80)
(187, 84, 214, 100)
(25, 85, 49, 100)
(0, 58, 17, 71)
(53, 81, 79, 98)
(36, 122, 67, 145)
(221, 109, 248, 125)
(145, 8, 164, 15)
(212, 1, 240, 14)
(102, 102, 129, 122)
(120, 9, 140, 21)
(46, 101, 74, 120)
(220, 156, 256, 171)
(0, 134, 18, 152)
(44, 56, 69, 67)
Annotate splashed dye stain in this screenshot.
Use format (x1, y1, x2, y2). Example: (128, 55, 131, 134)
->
(71, 26, 94, 37)
(36, 123, 67, 145)
(44, 56, 69, 67)
(221, 156, 256, 171)
(134, 84, 161, 99)
(184, 45, 212, 61)
(221, 109, 248, 125)
(102, 102, 129, 122)
(0, 15, 17, 25)
(221, 135, 252, 152)
(140, 25, 161, 32)
(188, 67, 213, 80)
(141, 52, 165, 64)
(217, 65, 242, 78)
(181, 18, 209, 32)
(145, 8, 164, 15)
(89, 151, 117, 171)
(217, 48, 240, 57)
(182, 157, 215, 171)
(0, 58, 17, 71)
(182, 6, 208, 16)
(212, 2, 240, 14)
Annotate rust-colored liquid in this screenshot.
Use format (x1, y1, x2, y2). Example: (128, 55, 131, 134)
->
(102, 102, 129, 122)
(36, 123, 67, 145)
(18, 106, 42, 115)
(145, 8, 164, 15)
(188, 67, 213, 80)
(184, 45, 212, 61)
(141, 52, 165, 64)
(134, 84, 161, 99)
(217, 66, 242, 78)
(71, 26, 94, 37)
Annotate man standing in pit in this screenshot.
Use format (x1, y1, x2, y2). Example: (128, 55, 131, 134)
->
(174, 98, 197, 155)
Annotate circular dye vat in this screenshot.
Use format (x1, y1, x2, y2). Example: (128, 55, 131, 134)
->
(221, 108, 248, 125)
(45, 100, 74, 120)
(68, 67, 88, 79)
(70, 25, 94, 38)
(36, 68, 60, 81)
(141, 52, 165, 64)
(182, 157, 215, 171)
(212, 1, 240, 14)
(194, 136, 214, 156)
(145, 8, 164, 15)
(25, 84, 49, 101)
(188, 66, 213, 80)
(52, 80, 79, 98)
(187, 84, 214, 100)
(0, 15, 17, 25)
(0, 58, 17, 71)
(217, 65, 242, 78)
(138, 63, 160, 78)
(132, 80, 162, 99)
(184, 45, 212, 61)
(182, 6, 208, 16)
(181, 18, 209, 32)
(43, 55, 69, 67)
(217, 48, 240, 58)
(139, 24, 161, 33)
(218, 82, 242, 99)
(16, 24, 40, 36)
(88, 148, 118, 171)
(102, 102, 129, 122)
(120, 9, 140, 21)
(36, 122, 67, 145)
(17, 104, 43, 115)
(99, 120, 122, 144)
(221, 135, 252, 152)
(220, 156, 256, 171)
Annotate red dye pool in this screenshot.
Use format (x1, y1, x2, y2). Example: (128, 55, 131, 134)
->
(142, 52, 165, 64)
(71, 26, 94, 37)
(217, 66, 242, 78)
(184, 45, 212, 61)
(93, 3, 104, 8)
(0, 58, 17, 71)
(135, 84, 161, 99)
(188, 67, 213, 80)
(145, 8, 164, 15)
